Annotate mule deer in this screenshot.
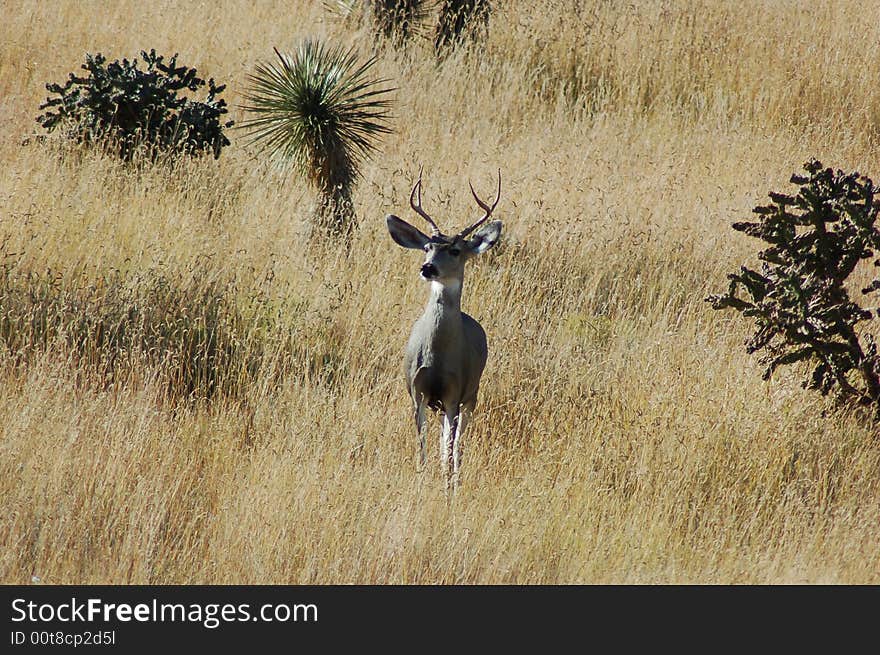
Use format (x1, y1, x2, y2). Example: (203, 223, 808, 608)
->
(386, 169, 502, 488)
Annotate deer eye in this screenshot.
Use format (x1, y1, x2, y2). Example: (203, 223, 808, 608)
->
(449, 248, 461, 256)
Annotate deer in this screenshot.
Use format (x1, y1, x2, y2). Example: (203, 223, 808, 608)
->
(386, 169, 502, 488)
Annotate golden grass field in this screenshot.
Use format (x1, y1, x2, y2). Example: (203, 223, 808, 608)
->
(2, 0, 880, 583)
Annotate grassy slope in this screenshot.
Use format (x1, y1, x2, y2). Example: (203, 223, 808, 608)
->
(1, 0, 879, 583)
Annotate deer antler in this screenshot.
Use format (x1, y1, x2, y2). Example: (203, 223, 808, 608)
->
(410, 167, 441, 237)
(459, 169, 502, 238)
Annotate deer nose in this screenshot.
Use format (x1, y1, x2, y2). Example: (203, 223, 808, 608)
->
(420, 263, 438, 279)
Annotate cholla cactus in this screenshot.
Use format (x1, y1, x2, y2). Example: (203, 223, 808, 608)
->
(707, 160, 880, 410)
(37, 50, 232, 160)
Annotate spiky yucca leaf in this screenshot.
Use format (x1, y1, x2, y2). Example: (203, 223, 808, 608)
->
(240, 41, 393, 229)
(322, 0, 359, 17)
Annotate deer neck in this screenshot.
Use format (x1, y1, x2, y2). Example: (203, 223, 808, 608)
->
(421, 279, 464, 345)
(427, 279, 463, 313)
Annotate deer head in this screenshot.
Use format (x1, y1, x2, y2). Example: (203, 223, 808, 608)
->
(386, 169, 502, 286)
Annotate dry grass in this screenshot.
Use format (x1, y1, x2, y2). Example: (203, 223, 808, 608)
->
(2, 0, 880, 583)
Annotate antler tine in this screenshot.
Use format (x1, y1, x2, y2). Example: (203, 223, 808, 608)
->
(409, 167, 441, 236)
(459, 169, 502, 238)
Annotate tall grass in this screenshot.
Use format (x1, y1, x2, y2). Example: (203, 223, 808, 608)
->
(1, 0, 880, 583)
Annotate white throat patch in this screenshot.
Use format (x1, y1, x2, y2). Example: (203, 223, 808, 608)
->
(431, 279, 461, 296)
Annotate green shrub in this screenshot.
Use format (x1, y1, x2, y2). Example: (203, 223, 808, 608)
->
(707, 160, 880, 412)
(37, 50, 233, 161)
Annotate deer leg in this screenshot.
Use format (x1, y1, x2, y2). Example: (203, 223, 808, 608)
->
(451, 408, 468, 488)
(440, 411, 457, 485)
(442, 404, 462, 489)
(414, 399, 427, 469)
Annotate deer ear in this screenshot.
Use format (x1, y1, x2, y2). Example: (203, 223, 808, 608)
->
(387, 215, 430, 250)
(466, 220, 502, 254)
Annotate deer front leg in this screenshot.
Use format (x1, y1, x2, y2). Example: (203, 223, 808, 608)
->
(414, 397, 427, 470)
(440, 410, 457, 486)
(441, 404, 461, 489)
(451, 408, 469, 488)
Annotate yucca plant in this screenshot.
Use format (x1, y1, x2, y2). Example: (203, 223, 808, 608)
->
(434, 0, 491, 55)
(240, 41, 393, 233)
